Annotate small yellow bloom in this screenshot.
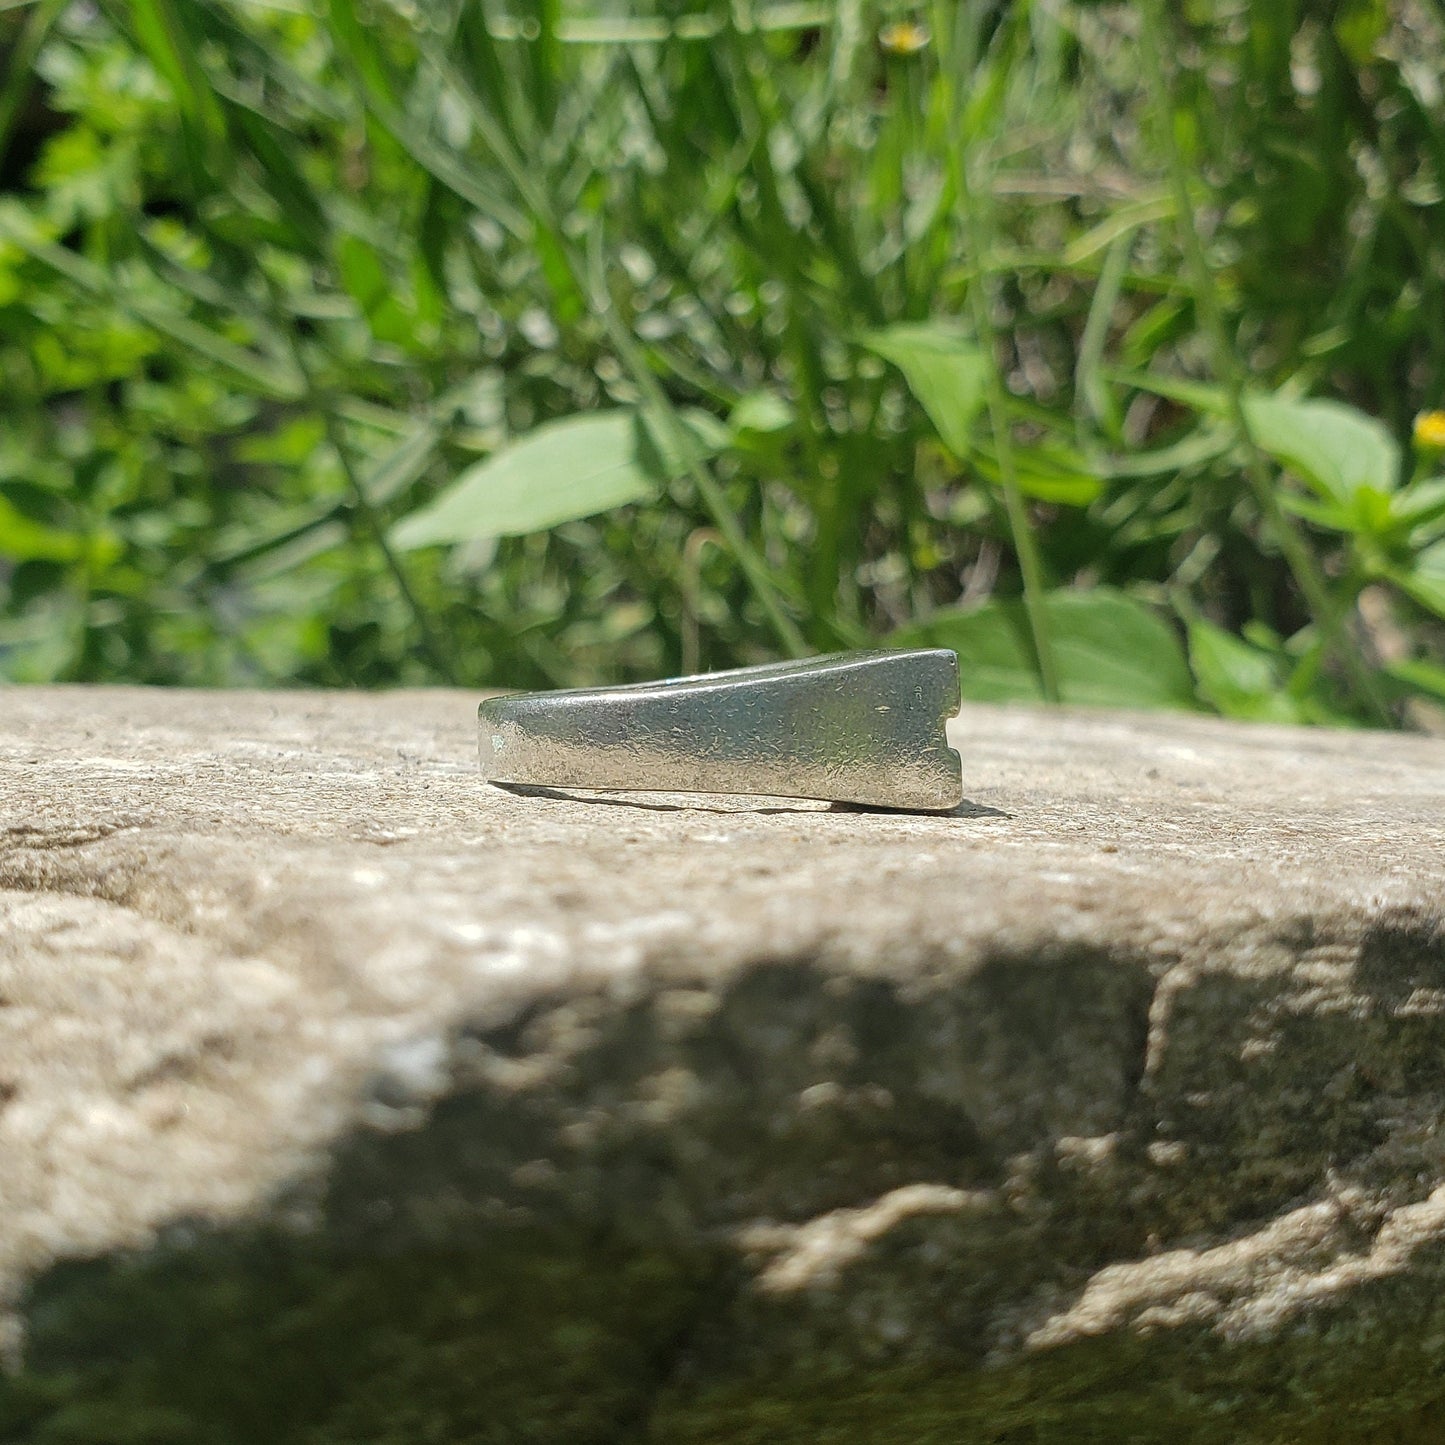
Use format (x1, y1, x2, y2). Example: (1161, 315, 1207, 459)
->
(1415, 411, 1445, 450)
(879, 19, 930, 55)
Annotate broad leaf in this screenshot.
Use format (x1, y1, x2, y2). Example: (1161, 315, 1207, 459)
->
(894, 588, 1197, 709)
(862, 323, 988, 459)
(392, 409, 722, 548)
(1241, 393, 1401, 504)
(1187, 618, 1304, 723)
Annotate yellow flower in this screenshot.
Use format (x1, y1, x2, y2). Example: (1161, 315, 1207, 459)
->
(1415, 411, 1445, 450)
(879, 19, 930, 55)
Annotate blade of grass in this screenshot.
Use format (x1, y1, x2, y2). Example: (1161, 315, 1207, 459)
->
(325, 0, 530, 240)
(1075, 229, 1133, 444)
(0, 207, 304, 398)
(260, 270, 458, 684)
(712, 28, 838, 622)
(1136, 0, 1392, 725)
(122, 0, 227, 186)
(583, 227, 810, 658)
(480, 3, 835, 45)
(401, 27, 808, 657)
(931, 0, 1060, 702)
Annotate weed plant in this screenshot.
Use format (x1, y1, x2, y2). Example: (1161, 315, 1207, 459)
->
(1, 0, 1444, 725)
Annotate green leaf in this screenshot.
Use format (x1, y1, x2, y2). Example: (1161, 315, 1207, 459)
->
(0, 497, 81, 563)
(970, 448, 1103, 506)
(637, 407, 731, 478)
(1112, 369, 1224, 413)
(861, 323, 988, 458)
(391, 409, 721, 549)
(1241, 393, 1401, 505)
(1123, 373, 1401, 504)
(1004, 448, 1105, 506)
(362, 419, 444, 505)
(226, 101, 329, 256)
(0, 0, 67, 172)
(895, 588, 1196, 709)
(1392, 541, 1445, 618)
(1334, 0, 1390, 65)
(1386, 658, 1445, 703)
(1391, 477, 1445, 541)
(0, 203, 302, 399)
(1187, 618, 1305, 723)
(1090, 426, 1233, 481)
(335, 234, 412, 347)
(128, 0, 226, 141)
(729, 390, 795, 435)
(1347, 484, 1398, 538)
(1277, 492, 1352, 531)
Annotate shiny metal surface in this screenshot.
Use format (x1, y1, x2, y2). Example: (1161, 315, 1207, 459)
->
(478, 648, 963, 811)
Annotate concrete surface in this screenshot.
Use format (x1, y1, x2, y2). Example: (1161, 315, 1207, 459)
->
(1, 685, 1443, 1442)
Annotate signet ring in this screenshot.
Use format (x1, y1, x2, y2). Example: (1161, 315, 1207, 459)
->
(478, 648, 963, 812)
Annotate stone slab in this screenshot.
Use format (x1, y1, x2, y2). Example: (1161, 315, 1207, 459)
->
(1, 685, 1444, 1442)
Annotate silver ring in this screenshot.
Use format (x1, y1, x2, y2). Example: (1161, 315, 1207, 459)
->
(478, 648, 962, 812)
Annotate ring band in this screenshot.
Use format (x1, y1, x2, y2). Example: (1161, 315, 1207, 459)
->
(478, 648, 962, 812)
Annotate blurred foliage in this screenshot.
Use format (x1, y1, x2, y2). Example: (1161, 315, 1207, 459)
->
(1, 0, 1444, 723)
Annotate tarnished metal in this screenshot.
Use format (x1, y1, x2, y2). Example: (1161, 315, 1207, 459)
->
(478, 648, 963, 812)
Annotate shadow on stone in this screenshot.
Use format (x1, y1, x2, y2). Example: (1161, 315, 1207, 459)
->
(12, 922, 1445, 1442)
(5, 951, 1150, 1441)
(12, 1229, 715, 1445)
(492, 782, 824, 815)
(828, 797, 1011, 819)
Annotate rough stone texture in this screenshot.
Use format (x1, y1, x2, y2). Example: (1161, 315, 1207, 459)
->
(1, 685, 1444, 1443)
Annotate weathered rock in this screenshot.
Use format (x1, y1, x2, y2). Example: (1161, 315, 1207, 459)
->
(1, 684, 1443, 1442)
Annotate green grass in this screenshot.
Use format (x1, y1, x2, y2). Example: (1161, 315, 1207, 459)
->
(0, 0, 1443, 723)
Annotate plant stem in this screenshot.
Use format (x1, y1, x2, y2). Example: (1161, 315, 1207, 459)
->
(932, 0, 1060, 702)
(267, 276, 459, 684)
(680, 527, 724, 674)
(584, 239, 809, 659)
(409, 35, 808, 659)
(724, 40, 837, 625)
(325, 403, 459, 684)
(1136, 0, 1392, 726)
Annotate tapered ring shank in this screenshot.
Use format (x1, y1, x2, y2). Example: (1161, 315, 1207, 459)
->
(478, 648, 962, 812)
